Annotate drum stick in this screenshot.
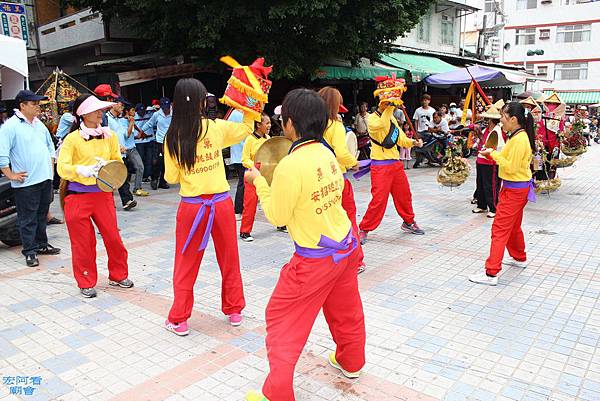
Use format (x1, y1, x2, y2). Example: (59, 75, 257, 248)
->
(94, 174, 115, 190)
(401, 105, 420, 141)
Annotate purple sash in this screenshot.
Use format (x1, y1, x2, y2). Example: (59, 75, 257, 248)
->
(351, 159, 399, 180)
(294, 229, 357, 264)
(502, 179, 537, 203)
(181, 192, 230, 253)
(67, 182, 102, 193)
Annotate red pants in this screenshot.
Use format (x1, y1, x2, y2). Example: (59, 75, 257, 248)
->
(359, 161, 415, 232)
(64, 192, 128, 289)
(485, 187, 528, 276)
(240, 180, 257, 234)
(262, 248, 366, 401)
(168, 196, 246, 323)
(342, 179, 365, 268)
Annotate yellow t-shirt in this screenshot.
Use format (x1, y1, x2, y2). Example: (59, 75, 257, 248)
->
(367, 106, 414, 160)
(57, 130, 123, 185)
(164, 115, 253, 196)
(254, 140, 351, 248)
(241, 133, 270, 169)
(322, 120, 357, 174)
(491, 130, 532, 182)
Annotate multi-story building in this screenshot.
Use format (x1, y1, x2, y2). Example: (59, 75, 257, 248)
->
(501, 0, 600, 103)
(396, 0, 479, 56)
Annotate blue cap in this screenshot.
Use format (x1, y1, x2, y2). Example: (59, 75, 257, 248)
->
(115, 96, 132, 107)
(159, 97, 171, 107)
(135, 103, 144, 113)
(15, 90, 48, 104)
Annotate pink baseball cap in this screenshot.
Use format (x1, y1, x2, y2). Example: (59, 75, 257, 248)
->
(76, 95, 116, 116)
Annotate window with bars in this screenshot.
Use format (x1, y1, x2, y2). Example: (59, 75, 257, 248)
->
(560, 0, 590, 4)
(554, 63, 588, 80)
(557, 24, 591, 43)
(417, 12, 431, 42)
(537, 66, 548, 76)
(441, 14, 455, 45)
(516, 28, 536, 45)
(516, 0, 537, 9)
(485, 0, 495, 12)
(525, 65, 535, 74)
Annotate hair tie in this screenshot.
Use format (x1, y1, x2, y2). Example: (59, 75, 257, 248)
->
(186, 96, 190, 102)
(524, 108, 530, 117)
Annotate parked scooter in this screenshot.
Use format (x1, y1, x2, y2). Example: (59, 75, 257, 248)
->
(0, 175, 21, 247)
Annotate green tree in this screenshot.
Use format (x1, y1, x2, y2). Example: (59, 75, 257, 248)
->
(68, 0, 434, 78)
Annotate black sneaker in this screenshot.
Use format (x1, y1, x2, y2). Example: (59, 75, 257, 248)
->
(37, 244, 61, 255)
(25, 254, 39, 267)
(158, 182, 170, 189)
(123, 200, 137, 210)
(142, 178, 151, 183)
(401, 222, 425, 235)
(151, 180, 158, 190)
(80, 288, 97, 298)
(276, 226, 288, 233)
(109, 278, 134, 288)
(240, 233, 254, 242)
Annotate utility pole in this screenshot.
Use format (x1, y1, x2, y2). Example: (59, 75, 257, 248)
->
(477, 14, 487, 60)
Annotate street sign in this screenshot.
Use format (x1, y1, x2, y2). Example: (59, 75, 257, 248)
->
(0, 2, 29, 43)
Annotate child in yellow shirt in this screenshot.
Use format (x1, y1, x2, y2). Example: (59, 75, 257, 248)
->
(162, 78, 254, 335)
(469, 102, 536, 286)
(244, 89, 365, 401)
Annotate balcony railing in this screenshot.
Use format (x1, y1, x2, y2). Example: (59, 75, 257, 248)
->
(38, 9, 105, 54)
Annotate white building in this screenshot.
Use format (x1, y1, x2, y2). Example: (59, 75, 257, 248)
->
(500, 0, 600, 103)
(396, 0, 478, 56)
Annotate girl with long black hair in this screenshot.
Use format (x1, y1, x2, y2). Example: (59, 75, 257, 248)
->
(57, 94, 133, 298)
(469, 102, 536, 286)
(163, 78, 253, 336)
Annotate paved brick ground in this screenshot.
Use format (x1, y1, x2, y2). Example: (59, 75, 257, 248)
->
(1, 146, 600, 401)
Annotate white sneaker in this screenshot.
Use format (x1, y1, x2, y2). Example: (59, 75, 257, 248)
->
(235, 213, 242, 221)
(468, 271, 498, 286)
(502, 256, 528, 268)
(487, 212, 496, 218)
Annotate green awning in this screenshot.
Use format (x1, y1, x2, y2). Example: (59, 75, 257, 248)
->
(380, 53, 457, 82)
(543, 90, 600, 105)
(314, 60, 408, 81)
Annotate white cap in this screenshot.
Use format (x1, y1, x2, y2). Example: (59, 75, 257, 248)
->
(145, 106, 154, 111)
(274, 105, 282, 115)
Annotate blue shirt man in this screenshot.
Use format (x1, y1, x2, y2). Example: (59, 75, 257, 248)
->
(134, 105, 154, 144)
(55, 112, 75, 139)
(0, 90, 61, 264)
(228, 109, 245, 164)
(106, 109, 128, 156)
(0, 113, 54, 188)
(141, 97, 171, 144)
(119, 117, 137, 150)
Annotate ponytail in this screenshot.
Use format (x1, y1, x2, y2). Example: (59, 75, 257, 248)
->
(524, 111, 536, 153)
(503, 101, 536, 152)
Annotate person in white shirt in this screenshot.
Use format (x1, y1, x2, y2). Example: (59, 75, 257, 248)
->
(448, 102, 461, 130)
(353, 102, 369, 136)
(413, 94, 435, 134)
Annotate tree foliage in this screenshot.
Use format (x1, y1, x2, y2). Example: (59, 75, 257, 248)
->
(68, 0, 435, 78)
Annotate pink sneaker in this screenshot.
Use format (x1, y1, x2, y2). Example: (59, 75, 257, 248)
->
(164, 320, 189, 336)
(229, 313, 243, 327)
